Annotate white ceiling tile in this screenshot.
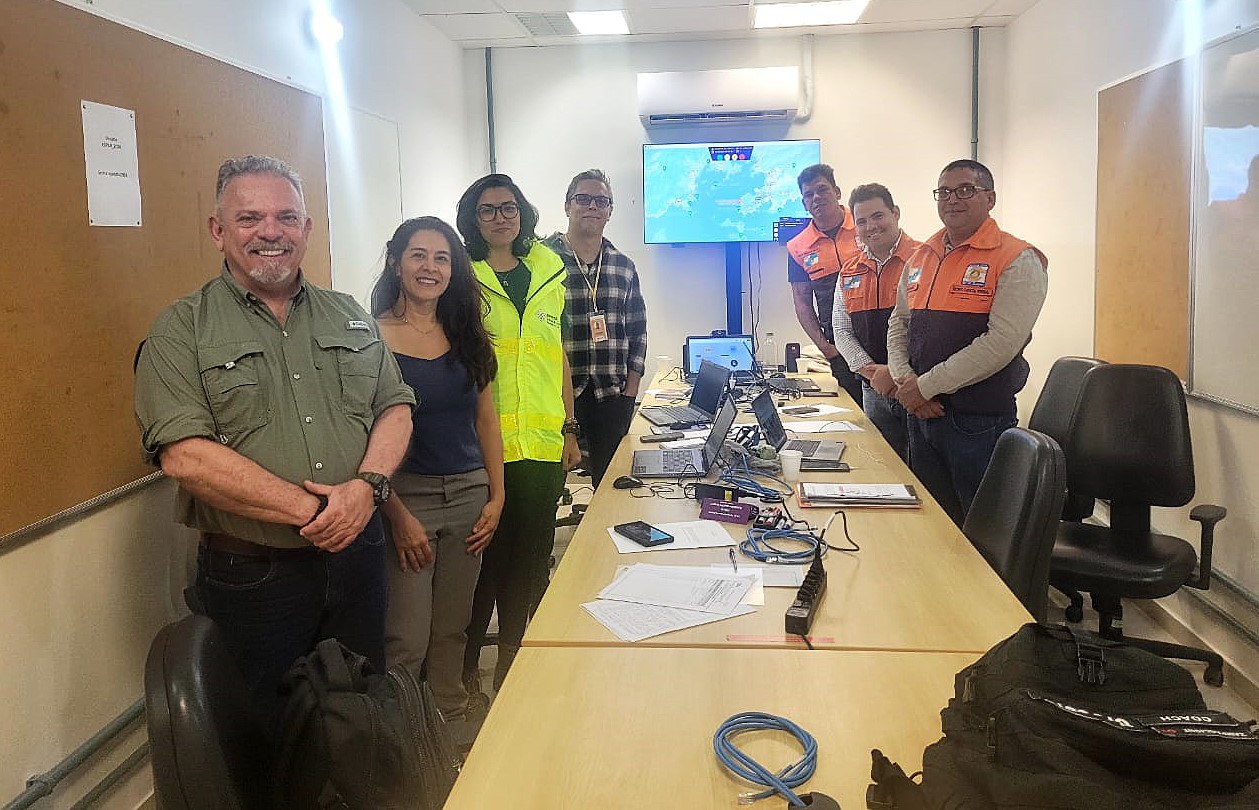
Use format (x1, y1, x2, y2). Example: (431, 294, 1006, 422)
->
(492, 0, 633, 11)
(981, 0, 1039, 15)
(423, 12, 531, 40)
(399, 0, 502, 13)
(858, 0, 987, 24)
(632, 6, 749, 33)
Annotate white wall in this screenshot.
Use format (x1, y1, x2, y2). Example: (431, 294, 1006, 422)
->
(1004, 0, 1259, 596)
(466, 28, 1008, 371)
(2, 1, 468, 805)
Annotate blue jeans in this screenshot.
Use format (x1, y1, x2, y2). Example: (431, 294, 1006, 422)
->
(908, 410, 1016, 526)
(194, 513, 389, 726)
(861, 381, 909, 463)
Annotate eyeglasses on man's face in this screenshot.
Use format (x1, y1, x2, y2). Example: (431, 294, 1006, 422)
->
(569, 194, 612, 209)
(476, 202, 520, 222)
(933, 184, 990, 202)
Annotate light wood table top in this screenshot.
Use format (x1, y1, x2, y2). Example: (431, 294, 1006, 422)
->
(446, 646, 972, 809)
(525, 373, 1030, 653)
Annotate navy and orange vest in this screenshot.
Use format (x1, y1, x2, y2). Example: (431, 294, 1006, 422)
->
(838, 232, 921, 365)
(785, 208, 861, 283)
(904, 217, 1046, 415)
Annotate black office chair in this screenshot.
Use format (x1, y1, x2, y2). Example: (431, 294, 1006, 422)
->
(1048, 364, 1227, 685)
(145, 615, 272, 809)
(963, 428, 1067, 622)
(1028, 355, 1106, 521)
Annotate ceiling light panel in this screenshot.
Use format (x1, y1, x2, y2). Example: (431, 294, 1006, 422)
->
(568, 10, 630, 35)
(754, 0, 871, 29)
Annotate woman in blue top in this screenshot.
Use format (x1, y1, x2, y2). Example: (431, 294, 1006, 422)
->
(370, 216, 504, 721)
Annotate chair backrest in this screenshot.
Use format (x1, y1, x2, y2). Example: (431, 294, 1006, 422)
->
(145, 615, 271, 810)
(963, 427, 1068, 622)
(1029, 356, 1106, 520)
(1065, 364, 1195, 529)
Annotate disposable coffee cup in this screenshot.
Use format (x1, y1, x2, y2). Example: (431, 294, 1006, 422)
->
(778, 448, 803, 482)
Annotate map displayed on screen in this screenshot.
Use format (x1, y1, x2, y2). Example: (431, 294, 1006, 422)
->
(643, 140, 819, 244)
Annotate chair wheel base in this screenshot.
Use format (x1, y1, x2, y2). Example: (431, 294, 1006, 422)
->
(1064, 604, 1084, 623)
(1204, 664, 1225, 688)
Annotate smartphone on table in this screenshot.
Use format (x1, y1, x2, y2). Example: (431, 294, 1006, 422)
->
(783, 406, 820, 415)
(614, 521, 675, 547)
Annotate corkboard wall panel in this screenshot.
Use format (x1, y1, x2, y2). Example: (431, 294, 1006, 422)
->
(1094, 58, 1192, 378)
(0, 0, 330, 539)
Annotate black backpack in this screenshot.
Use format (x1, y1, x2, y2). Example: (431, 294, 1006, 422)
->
(273, 639, 461, 810)
(869, 623, 1259, 809)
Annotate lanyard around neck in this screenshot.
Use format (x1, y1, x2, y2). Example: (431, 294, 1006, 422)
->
(564, 235, 603, 302)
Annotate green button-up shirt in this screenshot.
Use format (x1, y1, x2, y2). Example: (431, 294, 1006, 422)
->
(134, 267, 415, 548)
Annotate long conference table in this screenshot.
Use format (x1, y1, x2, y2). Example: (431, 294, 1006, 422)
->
(446, 371, 1031, 808)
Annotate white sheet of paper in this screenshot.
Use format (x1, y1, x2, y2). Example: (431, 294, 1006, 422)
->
(778, 403, 850, 417)
(618, 565, 765, 604)
(785, 420, 864, 433)
(581, 600, 756, 642)
(607, 520, 737, 554)
(81, 100, 142, 227)
(597, 564, 756, 613)
(801, 483, 914, 500)
(709, 564, 804, 588)
(660, 436, 705, 449)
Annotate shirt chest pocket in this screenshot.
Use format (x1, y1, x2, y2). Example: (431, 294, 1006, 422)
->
(199, 342, 270, 437)
(315, 333, 381, 418)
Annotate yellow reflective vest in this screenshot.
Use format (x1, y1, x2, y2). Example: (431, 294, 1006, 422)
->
(474, 242, 567, 463)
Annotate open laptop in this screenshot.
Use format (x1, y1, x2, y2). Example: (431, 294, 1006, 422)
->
(641, 359, 731, 427)
(632, 398, 738, 479)
(684, 335, 756, 382)
(750, 390, 846, 469)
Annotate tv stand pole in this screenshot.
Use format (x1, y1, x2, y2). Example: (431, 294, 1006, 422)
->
(725, 242, 742, 335)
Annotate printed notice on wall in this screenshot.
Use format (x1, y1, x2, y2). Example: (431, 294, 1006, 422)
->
(81, 101, 142, 226)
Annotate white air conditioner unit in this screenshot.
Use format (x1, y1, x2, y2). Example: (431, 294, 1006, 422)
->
(637, 67, 800, 127)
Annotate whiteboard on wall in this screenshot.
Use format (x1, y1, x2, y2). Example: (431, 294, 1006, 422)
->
(1190, 25, 1259, 414)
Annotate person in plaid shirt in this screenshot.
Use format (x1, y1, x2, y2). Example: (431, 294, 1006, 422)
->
(543, 169, 648, 488)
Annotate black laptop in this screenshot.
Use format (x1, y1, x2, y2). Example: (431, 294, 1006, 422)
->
(640, 359, 731, 427)
(750, 390, 846, 470)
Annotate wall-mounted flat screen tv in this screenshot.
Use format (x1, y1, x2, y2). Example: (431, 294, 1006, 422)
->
(643, 139, 820, 244)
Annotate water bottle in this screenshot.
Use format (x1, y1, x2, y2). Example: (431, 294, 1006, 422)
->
(761, 332, 779, 372)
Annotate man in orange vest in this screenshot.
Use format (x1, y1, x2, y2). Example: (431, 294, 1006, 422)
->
(887, 159, 1048, 525)
(785, 164, 864, 404)
(831, 183, 920, 461)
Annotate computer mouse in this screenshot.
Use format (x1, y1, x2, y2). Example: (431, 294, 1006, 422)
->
(612, 475, 644, 490)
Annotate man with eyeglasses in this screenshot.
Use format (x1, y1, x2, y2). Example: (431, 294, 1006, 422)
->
(785, 164, 865, 404)
(886, 159, 1048, 525)
(543, 169, 648, 488)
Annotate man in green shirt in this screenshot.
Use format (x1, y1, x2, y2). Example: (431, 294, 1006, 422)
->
(134, 156, 415, 718)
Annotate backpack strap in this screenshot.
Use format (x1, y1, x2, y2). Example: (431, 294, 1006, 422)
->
(1061, 624, 1108, 686)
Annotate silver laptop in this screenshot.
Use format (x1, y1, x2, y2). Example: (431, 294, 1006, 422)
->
(641, 359, 731, 427)
(632, 398, 738, 479)
(750, 391, 845, 466)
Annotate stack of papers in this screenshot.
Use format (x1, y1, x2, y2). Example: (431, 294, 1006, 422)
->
(582, 563, 762, 642)
(796, 482, 921, 508)
(606, 520, 736, 554)
(786, 420, 863, 434)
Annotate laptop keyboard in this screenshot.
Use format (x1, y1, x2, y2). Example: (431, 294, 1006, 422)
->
(653, 406, 704, 423)
(785, 439, 820, 456)
(661, 449, 700, 473)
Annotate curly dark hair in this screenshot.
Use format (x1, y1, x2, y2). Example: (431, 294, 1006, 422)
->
(455, 173, 540, 262)
(369, 216, 497, 390)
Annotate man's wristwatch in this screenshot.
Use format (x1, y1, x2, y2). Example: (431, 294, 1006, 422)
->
(356, 472, 392, 506)
(562, 418, 581, 437)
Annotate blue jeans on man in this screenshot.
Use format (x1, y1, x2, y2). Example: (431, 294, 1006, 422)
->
(861, 381, 909, 463)
(908, 409, 1016, 527)
(194, 512, 389, 727)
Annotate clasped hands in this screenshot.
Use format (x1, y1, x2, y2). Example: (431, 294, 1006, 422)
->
(889, 371, 944, 419)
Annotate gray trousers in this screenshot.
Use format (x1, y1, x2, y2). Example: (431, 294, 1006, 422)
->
(384, 468, 489, 716)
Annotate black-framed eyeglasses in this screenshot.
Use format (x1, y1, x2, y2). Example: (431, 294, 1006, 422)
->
(569, 194, 613, 209)
(933, 184, 990, 201)
(476, 202, 520, 222)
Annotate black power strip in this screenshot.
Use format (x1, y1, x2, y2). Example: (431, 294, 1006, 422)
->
(785, 548, 827, 637)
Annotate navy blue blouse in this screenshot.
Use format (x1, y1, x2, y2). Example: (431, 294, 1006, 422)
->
(395, 352, 484, 476)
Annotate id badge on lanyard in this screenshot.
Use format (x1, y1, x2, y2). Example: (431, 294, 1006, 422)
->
(589, 311, 608, 343)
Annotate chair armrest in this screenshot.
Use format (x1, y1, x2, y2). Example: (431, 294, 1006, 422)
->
(1187, 504, 1226, 589)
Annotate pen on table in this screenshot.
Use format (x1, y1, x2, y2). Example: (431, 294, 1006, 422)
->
(729, 547, 738, 572)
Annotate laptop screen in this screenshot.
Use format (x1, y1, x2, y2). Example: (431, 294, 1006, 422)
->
(750, 391, 788, 451)
(702, 398, 739, 465)
(685, 336, 756, 377)
(690, 359, 732, 416)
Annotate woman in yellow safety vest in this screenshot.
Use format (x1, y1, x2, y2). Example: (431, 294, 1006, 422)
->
(456, 173, 582, 694)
